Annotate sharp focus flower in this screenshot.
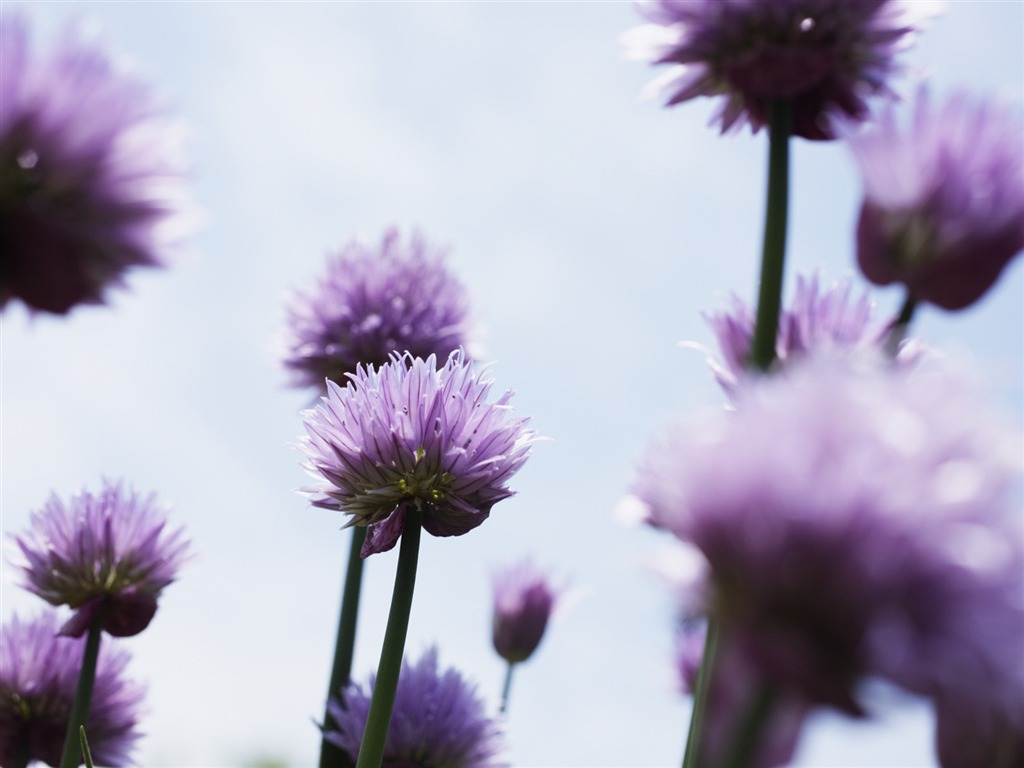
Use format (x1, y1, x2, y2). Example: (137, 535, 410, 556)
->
(0, 15, 191, 315)
(325, 647, 507, 768)
(299, 351, 538, 557)
(850, 88, 1024, 310)
(632, 354, 1024, 716)
(624, 0, 925, 139)
(282, 227, 481, 390)
(491, 560, 559, 664)
(9, 480, 191, 638)
(699, 272, 918, 395)
(0, 610, 144, 767)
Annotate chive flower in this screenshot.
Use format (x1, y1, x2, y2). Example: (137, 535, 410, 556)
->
(491, 559, 559, 665)
(299, 350, 538, 557)
(9, 480, 191, 638)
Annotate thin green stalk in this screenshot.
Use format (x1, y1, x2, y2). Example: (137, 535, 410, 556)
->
(681, 619, 720, 768)
(748, 100, 793, 372)
(79, 727, 95, 768)
(12, 734, 31, 768)
(59, 603, 106, 768)
(499, 662, 516, 714)
(718, 682, 776, 768)
(320, 525, 369, 768)
(355, 509, 422, 768)
(884, 292, 917, 357)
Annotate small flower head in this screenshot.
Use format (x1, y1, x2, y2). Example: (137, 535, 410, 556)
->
(299, 350, 537, 557)
(850, 88, 1024, 309)
(625, 0, 925, 139)
(491, 559, 559, 664)
(700, 273, 914, 395)
(0, 610, 144, 767)
(326, 647, 507, 768)
(282, 228, 481, 390)
(0, 14, 191, 315)
(9, 480, 191, 637)
(632, 355, 1024, 714)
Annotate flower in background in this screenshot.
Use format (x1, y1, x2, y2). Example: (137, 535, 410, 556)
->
(0, 610, 144, 767)
(9, 480, 191, 638)
(632, 354, 1024, 717)
(326, 647, 507, 768)
(850, 88, 1024, 310)
(0, 14, 191, 315)
(699, 272, 916, 395)
(623, 0, 925, 140)
(491, 559, 559, 665)
(282, 227, 481, 390)
(299, 351, 537, 557)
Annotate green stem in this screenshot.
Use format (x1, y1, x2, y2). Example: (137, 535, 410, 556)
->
(499, 662, 516, 714)
(355, 509, 422, 768)
(884, 292, 917, 357)
(12, 734, 31, 768)
(748, 100, 793, 372)
(79, 726, 95, 768)
(681, 619, 720, 768)
(59, 603, 106, 768)
(320, 526, 369, 768)
(718, 682, 776, 768)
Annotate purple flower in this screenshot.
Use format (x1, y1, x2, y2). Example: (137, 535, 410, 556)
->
(624, 0, 925, 140)
(850, 88, 1024, 310)
(282, 228, 481, 390)
(299, 350, 538, 557)
(491, 560, 559, 664)
(0, 14, 191, 315)
(700, 272, 915, 395)
(325, 647, 507, 768)
(632, 354, 1024, 716)
(0, 610, 144, 767)
(9, 480, 191, 638)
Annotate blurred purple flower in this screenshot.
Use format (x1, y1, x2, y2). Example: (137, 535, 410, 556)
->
(0, 610, 144, 767)
(850, 88, 1024, 309)
(0, 14, 191, 315)
(699, 273, 916, 395)
(632, 354, 1024, 716)
(491, 559, 559, 664)
(282, 227, 481, 390)
(624, 0, 924, 139)
(326, 647, 507, 768)
(299, 351, 538, 557)
(9, 480, 191, 638)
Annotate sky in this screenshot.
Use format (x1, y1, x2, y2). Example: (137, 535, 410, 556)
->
(2, 2, 1022, 767)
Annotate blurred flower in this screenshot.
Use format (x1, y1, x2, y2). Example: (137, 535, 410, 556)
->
(934, 694, 1024, 768)
(0, 610, 144, 767)
(282, 227, 481, 390)
(299, 351, 538, 557)
(850, 88, 1024, 309)
(674, 622, 807, 767)
(0, 14, 191, 315)
(325, 647, 507, 768)
(9, 480, 191, 638)
(623, 0, 924, 140)
(698, 272, 918, 395)
(632, 354, 1024, 715)
(491, 559, 559, 664)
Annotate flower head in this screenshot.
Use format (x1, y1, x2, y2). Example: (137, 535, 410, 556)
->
(491, 559, 559, 664)
(0, 14, 191, 315)
(9, 480, 191, 637)
(282, 228, 480, 390)
(326, 647, 507, 768)
(850, 88, 1024, 309)
(0, 610, 144, 767)
(299, 350, 537, 557)
(624, 0, 924, 140)
(632, 354, 1024, 715)
(700, 272, 915, 395)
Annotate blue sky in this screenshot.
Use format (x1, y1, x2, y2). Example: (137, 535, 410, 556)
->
(2, 2, 1022, 766)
